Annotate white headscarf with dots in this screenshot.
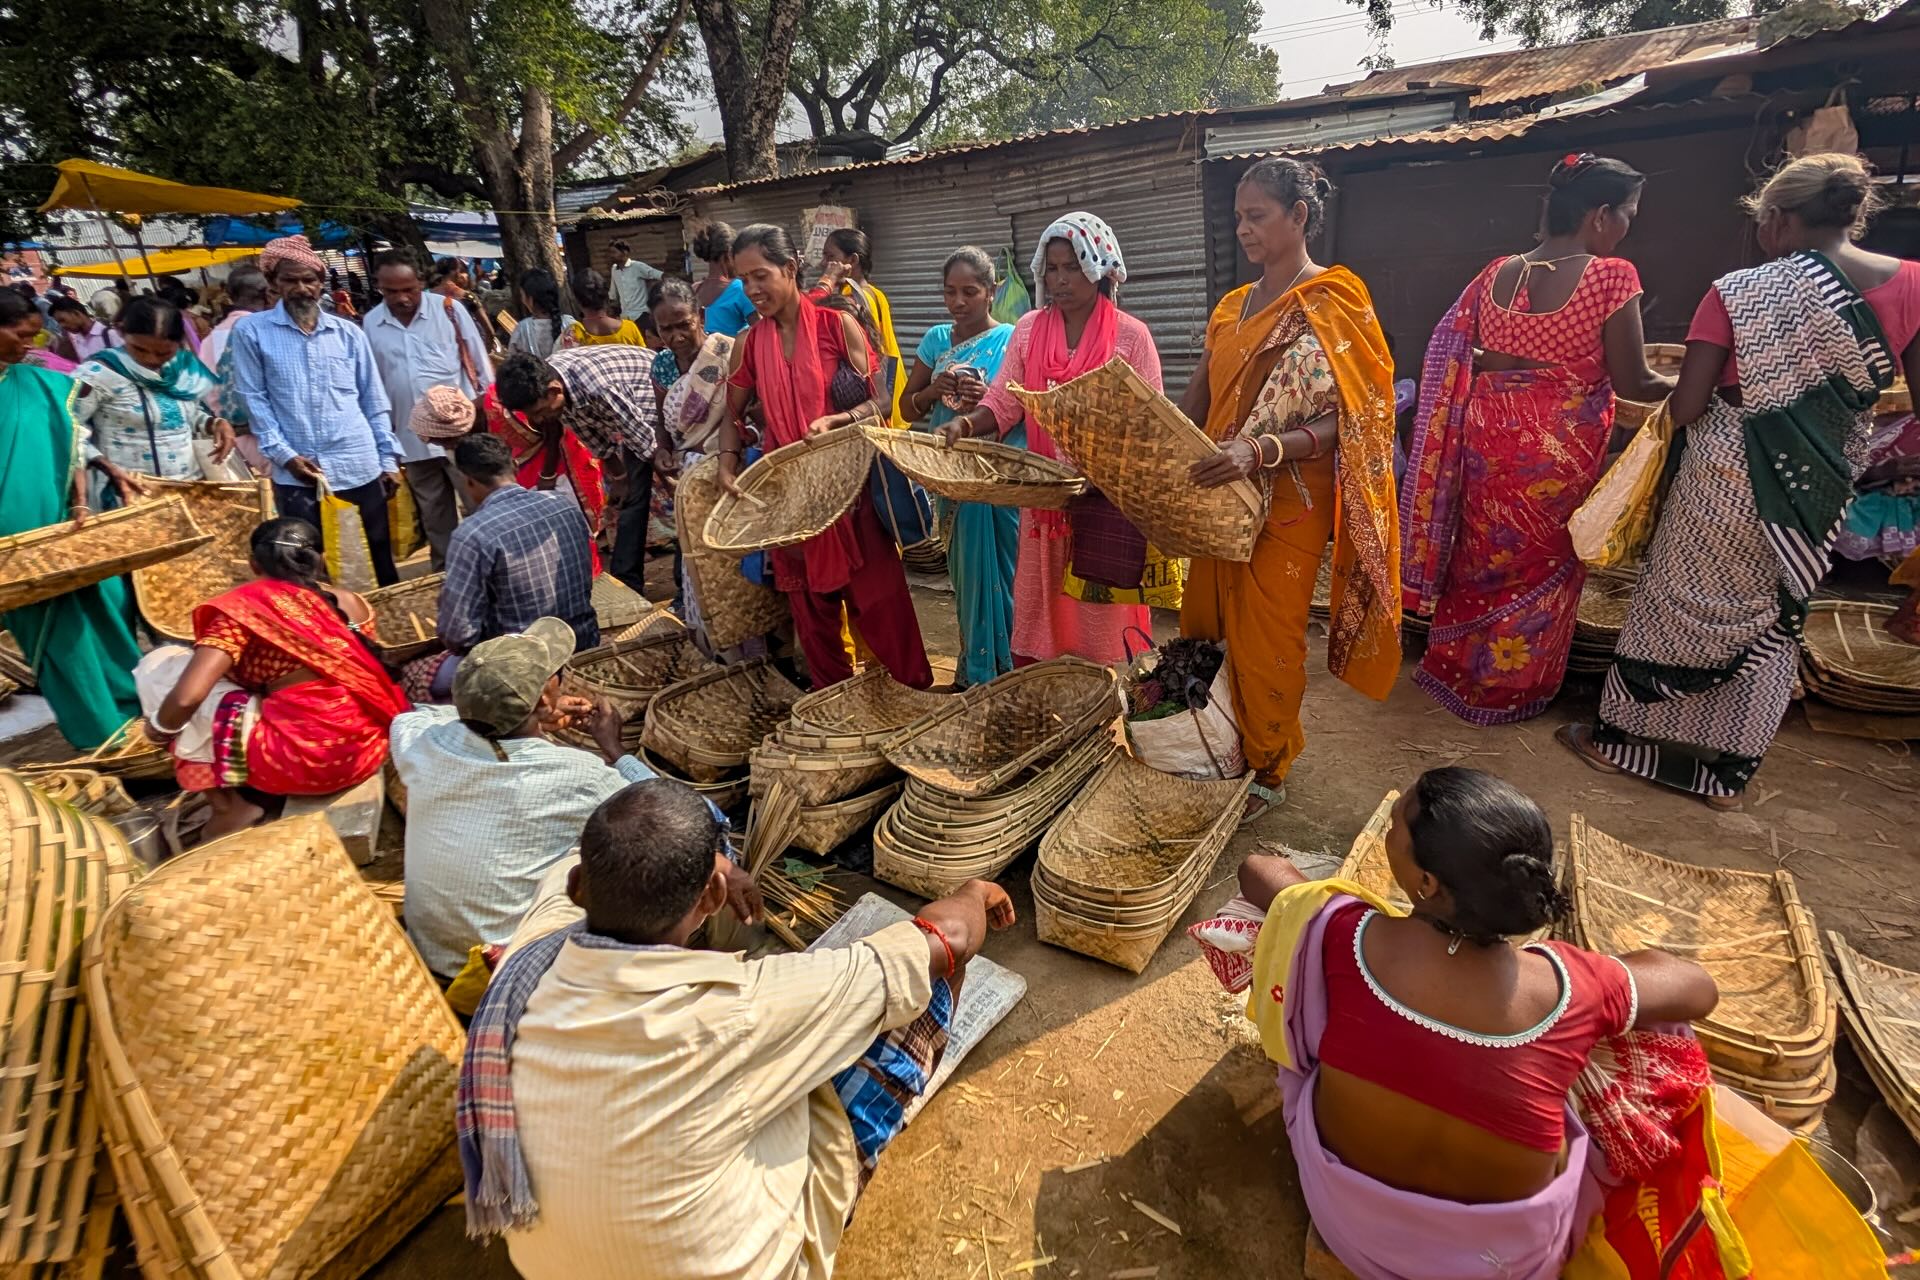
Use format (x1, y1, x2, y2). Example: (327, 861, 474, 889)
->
(1030, 212, 1127, 291)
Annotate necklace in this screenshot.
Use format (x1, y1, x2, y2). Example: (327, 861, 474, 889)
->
(1239, 259, 1315, 329)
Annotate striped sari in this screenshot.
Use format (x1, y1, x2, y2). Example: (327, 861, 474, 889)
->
(1593, 252, 1898, 798)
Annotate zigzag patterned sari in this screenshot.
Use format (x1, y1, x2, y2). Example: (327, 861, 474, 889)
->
(1594, 252, 1897, 798)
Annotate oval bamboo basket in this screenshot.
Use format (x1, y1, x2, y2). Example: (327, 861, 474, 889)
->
(676, 456, 790, 651)
(643, 659, 804, 783)
(363, 573, 445, 665)
(791, 782, 905, 857)
(1035, 753, 1251, 909)
(884, 657, 1120, 798)
(19, 718, 174, 783)
(613, 607, 689, 643)
(82, 813, 464, 1280)
(1830, 930, 1920, 1148)
(1801, 601, 1920, 697)
(1030, 881, 1199, 975)
(1008, 357, 1265, 562)
(131, 478, 275, 643)
(859, 426, 1088, 510)
(870, 811, 1022, 901)
(787, 667, 952, 751)
(749, 735, 896, 808)
(556, 629, 720, 753)
(1568, 814, 1836, 1081)
(703, 426, 875, 556)
(1333, 790, 1409, 911)
(1799, 662, 1920, 714)
(1032, 846, 1214, 929)
(889, 730, 1113, 836)
(0, 498, 214, 615)
(0, 773, 139, 1270)
(1645, 344, 1687, 378)
(637, 746, 749, 813)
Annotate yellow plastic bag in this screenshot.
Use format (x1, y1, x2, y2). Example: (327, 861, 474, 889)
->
(1570, 402, 1673, 571)
(388, 471, 423, 563)
(443, 945, 492, 1017)
(317, 477, 377, 593)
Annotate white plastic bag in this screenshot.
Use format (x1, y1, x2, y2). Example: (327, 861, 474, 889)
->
(1126, 659, 1244, 781)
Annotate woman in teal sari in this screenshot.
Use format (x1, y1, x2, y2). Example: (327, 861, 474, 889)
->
(0, 290, 143, 749)
(900, 247, 1016, 687)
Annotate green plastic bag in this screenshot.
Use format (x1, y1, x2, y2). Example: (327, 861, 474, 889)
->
(991, 248, 1031, 324)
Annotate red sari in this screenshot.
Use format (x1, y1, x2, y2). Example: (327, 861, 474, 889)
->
(479, 385, 606, 574)
(181, 578, 411, 796)
(729, 295, 932, 689)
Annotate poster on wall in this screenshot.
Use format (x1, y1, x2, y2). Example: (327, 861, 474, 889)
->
(800, 206, 857, 269)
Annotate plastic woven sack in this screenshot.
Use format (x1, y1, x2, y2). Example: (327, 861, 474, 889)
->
(991, 249, 1031, 325)
(1570, 402, 1674, 570)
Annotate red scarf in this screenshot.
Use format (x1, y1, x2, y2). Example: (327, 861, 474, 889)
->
(196, 579, 411, 724)
(741, 293, 856, 450)
(1022, 294, 1119, 460)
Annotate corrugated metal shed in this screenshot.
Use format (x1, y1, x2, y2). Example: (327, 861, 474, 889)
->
(1323, 17, 1753, 107)
(1204, 95, 1462, 157)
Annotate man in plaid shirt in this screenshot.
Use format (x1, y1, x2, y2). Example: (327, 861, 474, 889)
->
(438, 433, 600, 660)
(496, 347, 663, 595)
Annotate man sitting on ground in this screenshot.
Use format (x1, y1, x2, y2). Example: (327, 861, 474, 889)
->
(459, 782, 1015, 1280)
(391, 618, 722, 983)
(403, 432, 599, 702)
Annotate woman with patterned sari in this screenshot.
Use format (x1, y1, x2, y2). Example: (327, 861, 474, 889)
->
(1403, 156, 1674, 725)
(900, 248, 1015, 687)
(478, 383, 607, 575)
(1179, 160, 1403, 821)
(1561, 155, 1920, 808)
(145, 518, 412, 840)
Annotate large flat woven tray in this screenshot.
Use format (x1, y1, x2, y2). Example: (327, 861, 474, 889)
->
(131, 478, 274, 643)
(703, 426, 874, 556)
(1568, 814, 1835, 1080)
(0, 498, 213, 615)
(883, 657, 1120, 798)
(363, 573, 445, 664)
(676, 456, 790, 651)
(1009, 357, 1264, 561)
(1829, 930, 1920, 1148)
(860, 426, 1086, 511)
(83, 813, 464, 1280)
(1801, 601, 1920, 697)
(18, 718, 174, 783)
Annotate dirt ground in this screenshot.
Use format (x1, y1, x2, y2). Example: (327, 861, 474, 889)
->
(11, 562, 1917, 1279)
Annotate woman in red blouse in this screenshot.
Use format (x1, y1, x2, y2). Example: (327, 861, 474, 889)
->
(151, 518, 412, 839)
(1402, 156, 1676, 726)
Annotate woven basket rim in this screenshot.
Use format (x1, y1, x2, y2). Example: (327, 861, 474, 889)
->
(702, 425, 874, 555)
(0, 497, 215, 615)
(883, 657, 1119, 797)
(364, 573, 446, 661)
(859, 425, 1087, 510)
(130, 478, 274, 644)
(1801, 601, 1920, 694)
(1829, 930, 1920, 1109)
(1030, 878, 1192, 934)
(1035, 752, 1250, 899)
(645, 658, 803, 770)
(787, 668, 954, 749)
(676, 456, 790, 650)
(754, 735, 892, 771)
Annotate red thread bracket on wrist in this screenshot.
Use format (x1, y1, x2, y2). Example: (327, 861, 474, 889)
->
(912, 917, 956, 978)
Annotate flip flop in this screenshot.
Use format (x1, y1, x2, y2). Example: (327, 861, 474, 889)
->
(1240, 781, 1285, 827)
(1554, 724, 1621, 775)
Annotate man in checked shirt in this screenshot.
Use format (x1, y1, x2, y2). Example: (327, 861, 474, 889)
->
(495, 346, 665, 596)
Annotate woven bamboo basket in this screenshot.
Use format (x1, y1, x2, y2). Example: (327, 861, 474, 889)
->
(1334, 790, 1408, 911)
(18, 719, 173, 784)
(1308, 552, 1332, 619)
(643, 659, 804, 783)
(1030, 879, 1203, 975)
(1568, 572, 1638, 674)
(590, 573, 651, 633)
(676, 457, 790, 651)
(24, 768, 135, 818)
(0, 774, 139, 1270)
(1568, 815, 1835, 1081)
(703, 426, 875, 556)
(1801, 601, 1920, 698)
(556, 629, 719, 752)
(637, 746, 749, 813)
(870, 811, 1020, 900)
(1645, 344, 1687, 378)
(362, 574, 444, 665)
(1032, 842, 1215, 929)
(1009, 357, 1264, 562)
(130, 478, 274, 643)
(749, 735, 896, 808)
(1830, 930, 1920, 1147)
(889, 725, 1113, 830)
(0, 675, 13, 706)
(791, 782, 904, 856)
(884, 657, 1120, 798)
(901, 534, 948, 576)
(859, 426, 1087, 510)
(0, 634, 34, 691)
(0, 498, 213, 615)
(82, 813, 464, 1280)
(787, 668, 951, 751)
(1035, 753, 1250, 907)
(1798, 663, 1920, 714)
(613, 607, 688, 643)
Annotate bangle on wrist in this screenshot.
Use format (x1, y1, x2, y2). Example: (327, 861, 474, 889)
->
(1261, 435, 1284, 469)
(912, 917, 957, 977)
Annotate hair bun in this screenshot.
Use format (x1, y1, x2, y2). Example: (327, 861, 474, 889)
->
(1313, 175, 1333, 197)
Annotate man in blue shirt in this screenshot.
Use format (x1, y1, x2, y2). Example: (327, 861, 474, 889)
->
(231, 235, 405, 584)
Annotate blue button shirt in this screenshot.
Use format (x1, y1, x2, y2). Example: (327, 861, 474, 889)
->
(230, 302, 401, 490)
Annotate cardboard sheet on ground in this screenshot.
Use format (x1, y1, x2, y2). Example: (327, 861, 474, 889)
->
(811, 893, 1027, 1122)
(1009, 357, 1264, 562)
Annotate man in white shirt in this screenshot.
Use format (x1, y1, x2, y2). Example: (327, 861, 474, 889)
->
(461, 784, 1014, 1280)
(605, 239, 661, 326)
(363, 250, 494, 569)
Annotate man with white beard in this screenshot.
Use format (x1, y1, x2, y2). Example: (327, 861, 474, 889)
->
(231, 235, 406, 585)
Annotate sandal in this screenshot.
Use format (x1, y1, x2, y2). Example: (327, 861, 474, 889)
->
(1241, 782, 1285, 827)
(1555, 724, 1621, 775)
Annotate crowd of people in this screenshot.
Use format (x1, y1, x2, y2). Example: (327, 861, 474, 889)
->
(0, 144, 1912, 1280)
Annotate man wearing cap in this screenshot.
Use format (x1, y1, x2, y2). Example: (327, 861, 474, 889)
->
(231, 234, 406, 585)
(606, 240, 662, 327)
(364, 250, 494, 570)
(390, 618, 706, 981)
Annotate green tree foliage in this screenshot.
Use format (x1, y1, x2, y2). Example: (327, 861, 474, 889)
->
(783, 0, 1280, 146)
(1343, 0, 1877, 47)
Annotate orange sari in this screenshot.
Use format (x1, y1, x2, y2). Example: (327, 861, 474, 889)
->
(1181, 268, 1401, 788)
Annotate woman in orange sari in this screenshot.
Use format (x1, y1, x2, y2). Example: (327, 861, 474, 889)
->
(146, 518, 412, 839)
(1179, 159, 1403, 822)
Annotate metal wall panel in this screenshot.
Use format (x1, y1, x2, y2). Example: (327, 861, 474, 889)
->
(578, 217, 684, 286)
(1204, 98, 1461, 157)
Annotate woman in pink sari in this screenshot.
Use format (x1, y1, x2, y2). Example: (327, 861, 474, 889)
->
(946, 212, 1161, 665)
(1402, 156, 1674, 724)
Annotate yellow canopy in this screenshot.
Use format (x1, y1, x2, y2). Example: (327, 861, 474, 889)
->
(54, 247, 261, 278)
(37, 159, 300, 216)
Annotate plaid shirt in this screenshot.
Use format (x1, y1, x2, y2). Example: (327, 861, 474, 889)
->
(549, 346, 659, 459)
(438, 484, 599, 654)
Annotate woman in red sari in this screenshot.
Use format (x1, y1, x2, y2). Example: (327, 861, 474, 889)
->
(477, 384, 608, 574)
(1402, 155, 1674, 724)
(150, 518, 412, 839)
(717, 224, 933, 690)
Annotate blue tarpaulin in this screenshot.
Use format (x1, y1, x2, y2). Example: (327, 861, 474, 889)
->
(203, 206, 502, 251)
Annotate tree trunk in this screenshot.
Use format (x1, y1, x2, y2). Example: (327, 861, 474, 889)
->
(693, 0, 806, 182)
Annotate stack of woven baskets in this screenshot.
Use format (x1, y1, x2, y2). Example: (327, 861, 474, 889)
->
(0, 772, 141, 1278)
(644, 657, 804, 813)
(1567, 571, 1637, 676)
(557, 621, 716, 746)
(1830, 931, 1920, 1149)
(1799, 600, 1920, 716)
(1031, 752, 1251, 972)
(871, 658, 1120, 900)
(1569, 815, 1837, 1133)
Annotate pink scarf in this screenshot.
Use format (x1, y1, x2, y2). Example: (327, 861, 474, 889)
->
(1022, 294, 1119, 461)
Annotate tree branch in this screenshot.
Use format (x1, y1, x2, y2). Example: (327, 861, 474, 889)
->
(553, 0, 690, 173)
(388, 161, 489, 202)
